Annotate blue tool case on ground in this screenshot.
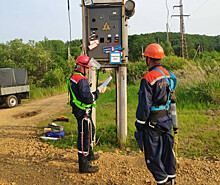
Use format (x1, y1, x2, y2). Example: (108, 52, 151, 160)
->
(46, 131, 65, 138)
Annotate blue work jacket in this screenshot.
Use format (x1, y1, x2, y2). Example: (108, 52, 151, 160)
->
(69, 70, 99, 114)
(136, 64, 171, 128)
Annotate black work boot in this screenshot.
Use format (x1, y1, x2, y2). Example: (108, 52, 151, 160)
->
(168, 178, 175, 185)
(88, 154, 99, 161)
(79, 165, 99, 173)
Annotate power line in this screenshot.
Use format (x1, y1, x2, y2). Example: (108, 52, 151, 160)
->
(191, 0, 210, 16)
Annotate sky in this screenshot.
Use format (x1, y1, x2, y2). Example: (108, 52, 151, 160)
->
(0, 0, 219, 43)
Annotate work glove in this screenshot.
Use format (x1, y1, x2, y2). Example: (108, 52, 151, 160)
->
(92, 90, 99, 101)
(135, 121, 145, 132)
(97, 86, 107, 93)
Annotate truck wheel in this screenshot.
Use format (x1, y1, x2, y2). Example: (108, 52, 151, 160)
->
(6, 95, 18, 108)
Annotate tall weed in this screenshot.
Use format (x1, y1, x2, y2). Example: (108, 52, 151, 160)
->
(30, 84, 66, 99)
(176, 78, 220, 109)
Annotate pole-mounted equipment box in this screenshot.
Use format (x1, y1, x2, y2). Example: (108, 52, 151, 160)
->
(84, 0, 124, 5)
(83, 0, 135, 61)
(87, 6, 122, 60)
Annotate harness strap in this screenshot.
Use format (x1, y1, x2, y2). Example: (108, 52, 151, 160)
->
(151, 68, 171, 111)
(81, 116, 92, 156)
(154, 68, 170, 87)
(67, 72, 97, 110)
(149, 110, 170, 121)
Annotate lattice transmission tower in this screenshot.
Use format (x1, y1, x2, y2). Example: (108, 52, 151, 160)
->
(172, 0, 190, 60)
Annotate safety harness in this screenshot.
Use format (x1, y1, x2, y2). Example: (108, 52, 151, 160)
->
(67, 72, 97, 110)
(67, 72, 96, 156)
(150, 68, 177, 111)
(80, 109, 93, 157)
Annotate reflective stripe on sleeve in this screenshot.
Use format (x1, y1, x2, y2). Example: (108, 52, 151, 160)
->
(92, 94, 95, 102)
(150, 76, 165, 85)
(70, 78, 78, 84)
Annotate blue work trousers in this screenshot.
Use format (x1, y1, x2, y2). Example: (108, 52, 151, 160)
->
(143, 122, 176, 184)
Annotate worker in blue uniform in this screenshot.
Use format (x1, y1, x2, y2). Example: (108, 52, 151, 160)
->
(67, 55, 105, 173)
(135, 44, 176, 185)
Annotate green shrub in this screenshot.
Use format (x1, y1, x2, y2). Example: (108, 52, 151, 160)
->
(127, 60, 147, 84)
(162, 56, 188, 70)
(197, 50, 220, 64)
(30, 84, 67, 99)
(176, 78, 220, 109)
(127, 56, 189, 84)
(41, 68, 65, 87)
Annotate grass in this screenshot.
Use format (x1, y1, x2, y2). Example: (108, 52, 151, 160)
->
(176, 79, 220, 110)
(36, 67, 220, 159)
(177, 109, 220, 158)
(37, 83, 220, 158)
(30, 84, 67, 100)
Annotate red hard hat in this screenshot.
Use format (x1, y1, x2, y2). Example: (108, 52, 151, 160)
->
(75, 55, 91, 68)
(144, 44, 165, 59)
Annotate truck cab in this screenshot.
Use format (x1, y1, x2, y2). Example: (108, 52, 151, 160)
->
(0, 68, 30, 108)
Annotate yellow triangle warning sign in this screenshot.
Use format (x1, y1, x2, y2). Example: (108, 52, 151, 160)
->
(102, 21, 111, 31)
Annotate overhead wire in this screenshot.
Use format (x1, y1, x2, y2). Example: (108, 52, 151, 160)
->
(185, 0, 210, 38)
(191, 0, 210, 16)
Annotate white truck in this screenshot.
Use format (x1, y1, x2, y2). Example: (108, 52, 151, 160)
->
(0, 68, 30, 108)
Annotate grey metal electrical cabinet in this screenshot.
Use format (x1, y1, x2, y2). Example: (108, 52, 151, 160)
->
(87, 6, 122, 60)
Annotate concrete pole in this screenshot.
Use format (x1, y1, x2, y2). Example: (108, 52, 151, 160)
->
(88, 69, 97, 130)
(82, 1, 97, 140)
(119, 67, 127, 143)
(116, 67, 119, 131)
(119, 5, 128, 143)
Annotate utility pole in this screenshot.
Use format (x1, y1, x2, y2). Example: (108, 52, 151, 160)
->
(81, 0, 135, 144)
(166, 23, 169, 42)
(119, 4, 128, 143)
(172, 0, 189, 60)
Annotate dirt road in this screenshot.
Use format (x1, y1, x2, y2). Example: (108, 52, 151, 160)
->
(0, 93, 219, 185)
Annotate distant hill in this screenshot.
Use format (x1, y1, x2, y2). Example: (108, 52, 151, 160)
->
(128, 32, 220, 61)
